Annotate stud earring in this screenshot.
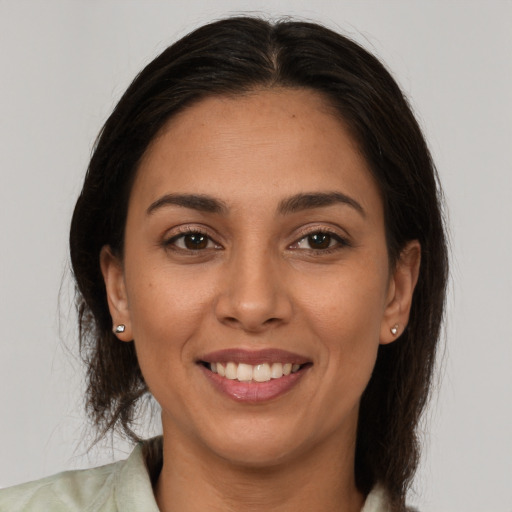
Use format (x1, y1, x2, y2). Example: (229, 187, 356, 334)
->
(114, 324, 126, 334)
(390, 324, 399, 336)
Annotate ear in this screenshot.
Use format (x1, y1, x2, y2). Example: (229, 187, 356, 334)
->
(380, 240, 421, 344)
(100, 245, 133, 341)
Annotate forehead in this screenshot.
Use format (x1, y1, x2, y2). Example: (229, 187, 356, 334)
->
(132, 88, 381, 217)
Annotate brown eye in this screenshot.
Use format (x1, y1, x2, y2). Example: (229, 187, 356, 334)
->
(307, 232, 332, 249)
(183, 233, 208, 250)
(290, 230, 347, 252)
(168, 231, 219, 251)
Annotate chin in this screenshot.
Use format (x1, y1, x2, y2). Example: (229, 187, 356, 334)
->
(201, 420, 314, 469)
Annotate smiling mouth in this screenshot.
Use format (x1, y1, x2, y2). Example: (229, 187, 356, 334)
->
(202, 361, 309, 383)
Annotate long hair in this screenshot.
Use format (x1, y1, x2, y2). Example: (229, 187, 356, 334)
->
(70, 17, 448, 510)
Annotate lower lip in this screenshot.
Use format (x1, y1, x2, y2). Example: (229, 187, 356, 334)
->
(199, 365, 308, 403)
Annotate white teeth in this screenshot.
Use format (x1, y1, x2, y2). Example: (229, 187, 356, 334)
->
(270, 362, 283, 379)
(253, 363, 271, 382)
(225, 362, 237, 380)
(237, 363, 253, 382)
(208, 361, 303, 382)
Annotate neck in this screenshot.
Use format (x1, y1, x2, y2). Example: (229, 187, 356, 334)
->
(154, 424, 364, 512)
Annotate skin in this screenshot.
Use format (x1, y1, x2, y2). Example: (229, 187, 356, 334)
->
(101, 88, 420, 512)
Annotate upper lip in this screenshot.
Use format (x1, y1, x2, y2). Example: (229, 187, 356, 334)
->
(198, 348, 311, 365)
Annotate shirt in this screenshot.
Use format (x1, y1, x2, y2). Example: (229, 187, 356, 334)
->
(0, 437, 391, 511)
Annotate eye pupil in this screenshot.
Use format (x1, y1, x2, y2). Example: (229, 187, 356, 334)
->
(184, 233, 208, 250)
(308, 233, 331, 249)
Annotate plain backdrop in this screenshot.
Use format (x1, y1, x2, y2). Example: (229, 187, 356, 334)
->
(1, 1, 511, 511)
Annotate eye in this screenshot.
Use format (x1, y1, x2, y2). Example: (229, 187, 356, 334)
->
(166, 231, 220, 251)
(290, 231, 347, 252)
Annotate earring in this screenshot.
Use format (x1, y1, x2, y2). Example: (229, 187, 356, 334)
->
(113, 324, 126, 334)
(390, 324, 399, 336)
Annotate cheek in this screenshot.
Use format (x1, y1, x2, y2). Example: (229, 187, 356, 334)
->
(298, 259, 388, 389)
(123, 270, 215, 417)
(126, 263, 212, 334)
(300, 260, 388, 342)
(123, 265, 214, 385)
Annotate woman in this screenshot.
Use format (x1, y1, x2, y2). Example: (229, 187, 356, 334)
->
(0, 16, 448, 512)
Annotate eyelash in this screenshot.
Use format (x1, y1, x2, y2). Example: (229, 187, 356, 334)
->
(163, 226, 221, 253)
(290, 228, 350, 254)
(163, 226, 350, 255)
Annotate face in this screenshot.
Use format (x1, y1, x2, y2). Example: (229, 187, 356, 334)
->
(102, 89, 419, 468)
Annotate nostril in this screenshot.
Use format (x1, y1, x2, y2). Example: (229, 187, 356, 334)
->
(214, 285, 293, 332)
(220, 314, 286, 333)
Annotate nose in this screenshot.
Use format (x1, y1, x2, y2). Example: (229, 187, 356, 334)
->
(214, 247, 293, 333)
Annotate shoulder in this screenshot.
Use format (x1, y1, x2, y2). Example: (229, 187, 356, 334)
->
(0, 462, 119, 512)
(0, 439, 161, 512)
(362, 485, 392, 512)
(361, 485, 420, 512)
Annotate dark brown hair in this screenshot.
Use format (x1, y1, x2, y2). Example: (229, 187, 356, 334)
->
(70, 16, 448, 511)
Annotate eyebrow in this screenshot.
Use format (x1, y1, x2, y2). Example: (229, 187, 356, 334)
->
(277, 192, 365, 217)
(147, 193, 228, 215)
(146, 191, 365, 217)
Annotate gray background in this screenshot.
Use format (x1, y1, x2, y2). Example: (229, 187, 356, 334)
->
(1, 1, 511, 511)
